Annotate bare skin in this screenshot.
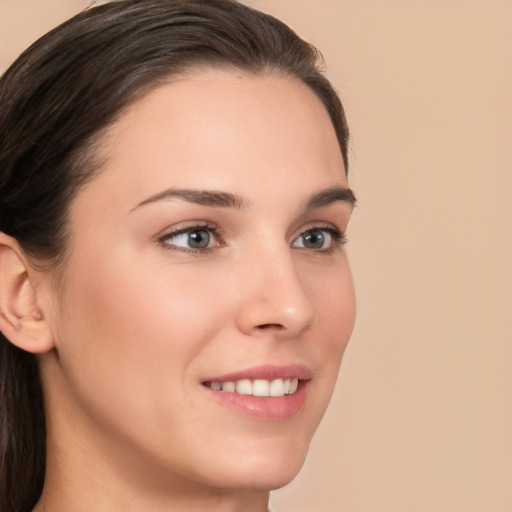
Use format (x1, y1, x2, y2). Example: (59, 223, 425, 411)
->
(1, 70, 355, 511)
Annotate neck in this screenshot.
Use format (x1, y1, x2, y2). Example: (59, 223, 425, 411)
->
(34, 488, 269, 512)
(36, 388, 270, 512)
(35, 445, 270, 512)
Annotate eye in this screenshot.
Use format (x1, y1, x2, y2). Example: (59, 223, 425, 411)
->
(159, 224, 221, 252)
(292, 227, 345, 251)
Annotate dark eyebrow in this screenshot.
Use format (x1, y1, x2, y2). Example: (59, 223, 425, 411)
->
(131, 188, 250, 211)
(131, 185, 356, 213)
(304, 187, 357, 211)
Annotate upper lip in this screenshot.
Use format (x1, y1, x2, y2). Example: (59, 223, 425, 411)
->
(202, 364, 312, 383)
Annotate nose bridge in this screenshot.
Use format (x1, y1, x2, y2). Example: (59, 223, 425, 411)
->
(235, 239, 317, 337)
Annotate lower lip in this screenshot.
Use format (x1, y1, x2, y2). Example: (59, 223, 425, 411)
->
(202, 380, 310, 421)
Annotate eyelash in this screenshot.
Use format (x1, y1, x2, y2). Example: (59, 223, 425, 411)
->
(158, 222, 223, 254)
(300, 226, 348, 253)
(157, 223, 347, 254)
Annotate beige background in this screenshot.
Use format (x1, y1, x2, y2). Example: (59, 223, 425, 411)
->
(1, 1, 511, 511)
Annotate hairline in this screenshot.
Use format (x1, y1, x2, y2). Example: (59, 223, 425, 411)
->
(37, 64, 348, 288)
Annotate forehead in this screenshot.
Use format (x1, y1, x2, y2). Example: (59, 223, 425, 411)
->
(76, 69, 347, 212)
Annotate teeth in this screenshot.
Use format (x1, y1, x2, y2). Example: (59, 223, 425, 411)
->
(222, 381, 236, 392)
(269, 379, 284, 397)
(252, 379, 270, 396)
(207, 378, 300, 397)
(235, 379, 252, 395)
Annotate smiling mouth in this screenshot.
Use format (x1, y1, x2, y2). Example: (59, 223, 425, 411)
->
(203, 378, 300, 397)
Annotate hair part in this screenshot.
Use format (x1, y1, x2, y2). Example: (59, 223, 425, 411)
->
(0, 1, 349, 508)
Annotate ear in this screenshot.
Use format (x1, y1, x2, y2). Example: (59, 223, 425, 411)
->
(0, 233, 55, 354)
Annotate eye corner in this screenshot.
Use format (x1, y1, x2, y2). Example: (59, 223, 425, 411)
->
(156, 221, 223, 254)
(291, 225, 347, 252)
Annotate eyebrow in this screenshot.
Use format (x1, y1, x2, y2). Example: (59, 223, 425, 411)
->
(131, 186, 356, 212)
(304, 187, 357, 211)
(131, 188, 250, 211)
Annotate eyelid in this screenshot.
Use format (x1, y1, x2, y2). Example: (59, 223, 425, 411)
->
(156, 221, 223, 253)
(291, 223, 347, 250)
(154, 220, 347, 254)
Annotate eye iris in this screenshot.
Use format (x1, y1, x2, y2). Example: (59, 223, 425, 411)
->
(303, 230, 325, 249)
(188, 230, 210, 249)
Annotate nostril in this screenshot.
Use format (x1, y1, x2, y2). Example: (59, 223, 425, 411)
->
(256, 323, 285, 331)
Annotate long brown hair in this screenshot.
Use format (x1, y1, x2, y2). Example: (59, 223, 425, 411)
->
(0, 1, 349, 510)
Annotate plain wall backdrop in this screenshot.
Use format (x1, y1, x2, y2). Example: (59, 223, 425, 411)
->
(1, 1, 511, 511)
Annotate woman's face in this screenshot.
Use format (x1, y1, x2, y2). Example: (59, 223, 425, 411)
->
(43, 70, 355, 493)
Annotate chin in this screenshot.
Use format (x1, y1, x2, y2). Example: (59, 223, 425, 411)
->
(198, 431, 311, 492)
(210, 457, 307, 492)
(250, 458, 307, 491)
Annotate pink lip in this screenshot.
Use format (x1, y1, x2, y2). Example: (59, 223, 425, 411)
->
(203, 364, 312, 383)
(201, 364, 312, 421)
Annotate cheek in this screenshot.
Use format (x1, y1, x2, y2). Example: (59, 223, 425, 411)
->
(308, 256, 355, 337)
(305, 258, 355, 386)
(79, 267, 220, 344)
(55, 251, 232, 412)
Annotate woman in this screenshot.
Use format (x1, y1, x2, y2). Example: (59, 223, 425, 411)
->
(0, 1, 356, 510)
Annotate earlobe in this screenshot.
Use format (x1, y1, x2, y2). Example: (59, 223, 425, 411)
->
(0, 233, 55, 354)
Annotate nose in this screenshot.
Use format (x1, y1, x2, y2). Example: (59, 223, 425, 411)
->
(234, 249, 317, 338)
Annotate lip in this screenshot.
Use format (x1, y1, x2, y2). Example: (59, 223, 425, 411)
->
(202, 364, 312, 383)
(201, 364, 312, 421)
